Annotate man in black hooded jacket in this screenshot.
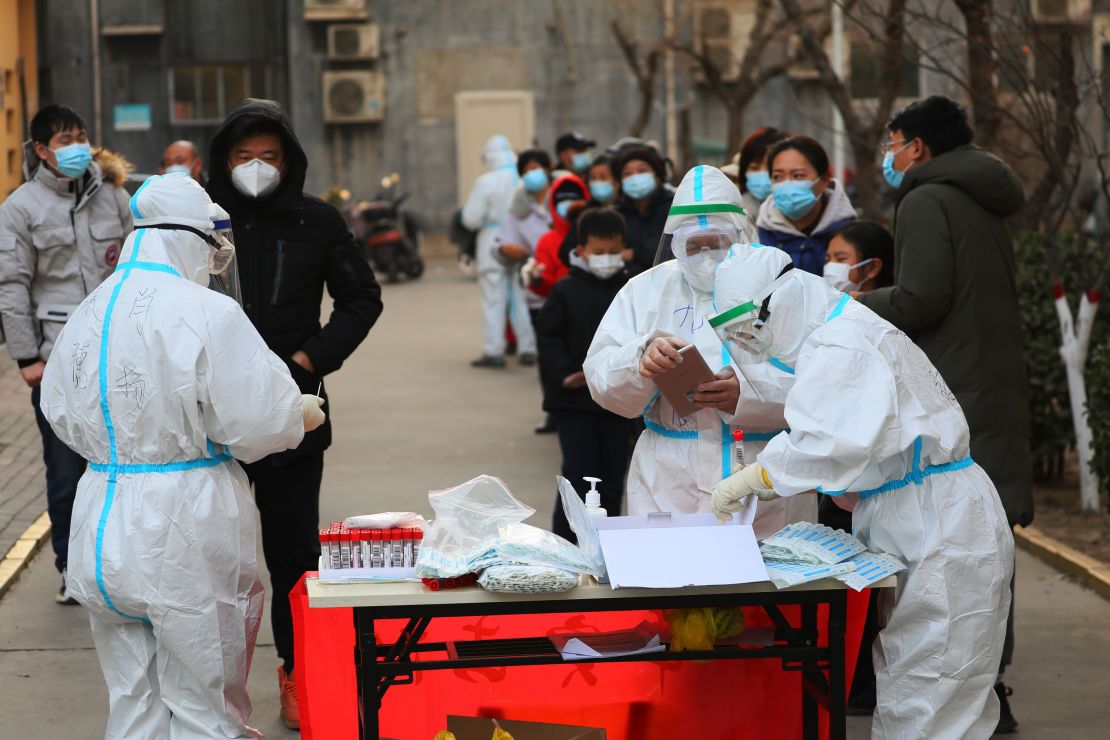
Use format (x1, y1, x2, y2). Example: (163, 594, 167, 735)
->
(206, 98, 382, 729)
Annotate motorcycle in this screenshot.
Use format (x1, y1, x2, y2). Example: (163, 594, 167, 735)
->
(358, 173, 425, 283)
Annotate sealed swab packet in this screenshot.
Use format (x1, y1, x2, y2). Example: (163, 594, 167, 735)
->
(764, 559, 857, 589)
(836, 551, 906, 591)
(760, 522, 867, 565)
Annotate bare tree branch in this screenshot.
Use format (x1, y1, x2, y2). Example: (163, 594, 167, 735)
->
(610, 18, 663, 137)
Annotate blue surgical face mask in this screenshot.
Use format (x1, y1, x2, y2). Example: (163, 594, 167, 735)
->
(164, 164, 191, 177)
(622, 172, 657, 200)
(522, 168, 549, 193)
(589, 180, 615, 203)
(556, 200, 575, 219)
(882, 151, 905, 190)
(771, 180, 818, 221)
(571, 152, 591, 172)
(53, 142, 93, 178)
(745, 170, 772, 201)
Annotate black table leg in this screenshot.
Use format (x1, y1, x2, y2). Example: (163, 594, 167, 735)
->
(802, 601, 819, 740)
(354, 608, 379, 740)
(827, 591, 848, 740)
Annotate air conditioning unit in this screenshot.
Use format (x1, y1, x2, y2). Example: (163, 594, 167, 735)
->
(304, 0, 368, 22)
(691, 0, 754, 82)
(327, 23, 379, 60)
(322, 70, 384, 123)
(1031, 0, 1091, 23)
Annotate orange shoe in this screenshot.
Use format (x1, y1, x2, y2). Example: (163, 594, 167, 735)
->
(277, 665, 300, 730)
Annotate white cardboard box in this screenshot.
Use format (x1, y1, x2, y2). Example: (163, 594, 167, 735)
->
(594, 511, 768, 589)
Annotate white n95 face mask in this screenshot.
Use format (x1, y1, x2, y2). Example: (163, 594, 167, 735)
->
(586, 253, 623, 280)
(823, 259, 873, 292)
(231, 159, 280, 198)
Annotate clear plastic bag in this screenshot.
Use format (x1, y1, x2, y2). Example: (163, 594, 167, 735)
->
(495, 522, 604, 578)
(415, 475, 534, 578)
(344, 512, 427, 531)
(557, 476, 607, 580)
(478, 565, 579, 593)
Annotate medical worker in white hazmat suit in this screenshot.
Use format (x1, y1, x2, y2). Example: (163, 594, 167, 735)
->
(462, 134, 536, 362)
(39, 173, 324, 739)
(584, 165, 814, 535)
(709, 244, 1014, 739)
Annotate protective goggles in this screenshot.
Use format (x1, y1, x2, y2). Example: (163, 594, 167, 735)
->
(708, 263, 796, 332)
(670, 218, 741, 263)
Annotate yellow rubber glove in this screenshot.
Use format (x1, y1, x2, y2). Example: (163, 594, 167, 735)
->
(301, 394, 325, 432)
(712, 463, 777, 523)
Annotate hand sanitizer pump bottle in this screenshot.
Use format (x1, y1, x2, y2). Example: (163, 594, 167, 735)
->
(583, 477, 608, 518)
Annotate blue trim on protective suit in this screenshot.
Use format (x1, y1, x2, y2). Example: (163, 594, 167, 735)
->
(693, 166, 708, 227)
(745, 430, 789, 442)
(128, 176, 156, 220)
(769, 357, 795, 375)
(92, 228, 228, 624)
(817, 436, 975, 500)
(643, 419, 699, 439)
(827, 293, 851, 322)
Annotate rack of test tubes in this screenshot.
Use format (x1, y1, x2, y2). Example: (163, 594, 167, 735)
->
(316, 522, 423, 582)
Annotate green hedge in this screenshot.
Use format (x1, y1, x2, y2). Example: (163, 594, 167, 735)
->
(1014, 230, 1110, 483)
(1087, 342, 1110, 496)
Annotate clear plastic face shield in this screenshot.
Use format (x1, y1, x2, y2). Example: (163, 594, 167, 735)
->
(708, 265, 795, 364)
(207, 211, 241, 306)
(655, 217, 742, 292)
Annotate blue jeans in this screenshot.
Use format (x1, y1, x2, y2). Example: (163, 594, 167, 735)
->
(31, 385, 87, 572)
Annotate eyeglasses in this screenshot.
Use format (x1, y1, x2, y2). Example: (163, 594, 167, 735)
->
(879, 138, 908, 155)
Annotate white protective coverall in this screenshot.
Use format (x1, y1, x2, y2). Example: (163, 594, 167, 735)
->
(584, 165, 814, 536)
(462, 135, 535, 357)
(39, 174, 306, 739)
(711, 245, 1015, 740)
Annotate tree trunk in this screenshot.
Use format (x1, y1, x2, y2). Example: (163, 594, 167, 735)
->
(1055, 291, 1101, 511)
(850, 143, 882, 220)
(630, 80, 655, 138)
(954, 0, 1002, 151)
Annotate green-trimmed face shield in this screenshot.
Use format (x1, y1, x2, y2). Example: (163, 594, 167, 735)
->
(708, 263, 795, 363)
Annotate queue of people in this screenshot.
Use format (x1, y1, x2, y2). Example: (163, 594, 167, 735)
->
(1, 92, 1028, 738)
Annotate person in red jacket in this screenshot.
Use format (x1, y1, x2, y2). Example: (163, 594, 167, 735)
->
(526, 174, 589, 300)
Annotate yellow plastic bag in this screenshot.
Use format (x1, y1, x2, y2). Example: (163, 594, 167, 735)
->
(664, 607, 744, 652)
(433, 732, 456, 740)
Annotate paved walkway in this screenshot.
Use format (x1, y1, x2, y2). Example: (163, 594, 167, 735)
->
(0, 357, 47, 563)
(1, 263, 1108, 738)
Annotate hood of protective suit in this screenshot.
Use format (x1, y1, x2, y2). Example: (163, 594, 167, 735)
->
(664, 165, 752, 236)
(898, 145, 1024, 216)
(483, 134, 517, 171)
(711, 243, 841, 365)
(756, 179, 856, 237)
(546, 173, 588, 230)
(126, 173, 217, 286)
(206, 98, 308, 214)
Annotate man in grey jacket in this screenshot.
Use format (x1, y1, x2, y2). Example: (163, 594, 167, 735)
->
(0, 104, 132, 603)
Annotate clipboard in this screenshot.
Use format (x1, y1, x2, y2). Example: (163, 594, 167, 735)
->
(651, 343, 716, 417)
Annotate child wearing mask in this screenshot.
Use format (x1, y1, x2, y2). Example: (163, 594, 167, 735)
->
(557, 154, 621, 268)
(823, 220, 895, 294)
(537, 207, 636, 539)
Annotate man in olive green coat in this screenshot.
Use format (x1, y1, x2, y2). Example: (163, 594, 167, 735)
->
(856, 95, 1030, 735)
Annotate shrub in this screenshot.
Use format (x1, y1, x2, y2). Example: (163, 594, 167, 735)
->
(1013, 230, 1110, 481)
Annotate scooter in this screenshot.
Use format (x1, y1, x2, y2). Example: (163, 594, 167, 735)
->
(359, 173, 425, 284)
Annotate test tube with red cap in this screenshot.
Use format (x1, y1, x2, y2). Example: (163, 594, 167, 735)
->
(329, 527, 342, 569)
(369, 530, 382, 567)
(319, 529, 331, 569)
(733, 429, 746, 468)
(412, 528, 423, 564)
(390, 528, 404, 567)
